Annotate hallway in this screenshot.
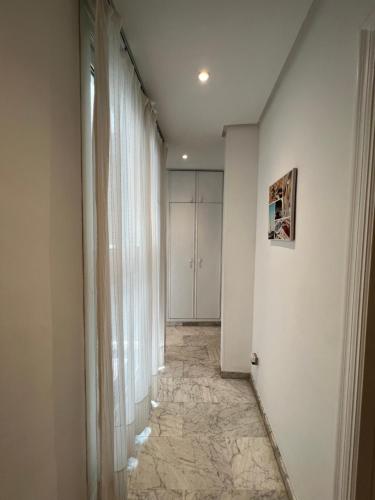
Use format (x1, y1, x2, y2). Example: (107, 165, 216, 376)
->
(128, 326, 287, 499)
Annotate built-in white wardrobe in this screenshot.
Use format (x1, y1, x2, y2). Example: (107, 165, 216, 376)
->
(167, 170, 223, 321)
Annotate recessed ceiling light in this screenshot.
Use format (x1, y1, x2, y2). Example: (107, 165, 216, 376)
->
(198, 70, 210, 83)
(182, 154, 188, 160)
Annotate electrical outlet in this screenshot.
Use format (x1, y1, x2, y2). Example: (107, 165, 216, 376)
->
(251, 353, 259, 365)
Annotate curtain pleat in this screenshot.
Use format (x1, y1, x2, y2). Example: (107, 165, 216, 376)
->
(80, 3, 98, 499)
(94, 1, 116, 498)
(91, 1, 166, 498)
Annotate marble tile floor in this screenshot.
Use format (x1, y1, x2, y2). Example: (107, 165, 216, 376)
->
(128, 326, 288, 500)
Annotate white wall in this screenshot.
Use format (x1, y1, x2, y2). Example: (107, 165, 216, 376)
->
(252, 1, 375, 499)
(0, 1, 86, 499)
(221, 125, 258, 373)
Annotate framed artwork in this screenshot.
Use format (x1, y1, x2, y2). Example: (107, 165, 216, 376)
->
(268, 168, 297, 240)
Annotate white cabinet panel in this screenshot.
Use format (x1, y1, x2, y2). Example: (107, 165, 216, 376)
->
(169, 203, 196, 319)
(168, 171, 196, 202)
(197, 171, 223, 203)
(196, 203, 222, 319)
(167, 170, 223, 321)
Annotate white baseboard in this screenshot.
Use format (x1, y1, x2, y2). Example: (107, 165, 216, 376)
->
(249, 373, 297, 500)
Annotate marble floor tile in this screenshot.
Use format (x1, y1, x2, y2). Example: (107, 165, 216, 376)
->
(166, 327, 186, 346)
(207, 344, 221, 362)
(168, 326, 220, 336)
(208, 378, 256, 404)
(159, 361, 184, 378)
(197, 326, 221, 336)
(166, 346, 209, 362)
(131, 326, 285, 499)
(158, 377, 214, 403)
(184, 490, 288, 500)
(183, 402, 266, 439)
(183, 360, 221, 378)
(142, 402, 183, 437)
(166, 326, 183, 333)
(227, 438, 285, 492)
(128, 436, 233, 491)
(183, 334, 220, 347)
(129, 491, 288, 500)
(128, 489, 184, 499)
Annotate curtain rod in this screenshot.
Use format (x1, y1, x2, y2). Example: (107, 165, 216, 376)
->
(106, 0, 165, 143)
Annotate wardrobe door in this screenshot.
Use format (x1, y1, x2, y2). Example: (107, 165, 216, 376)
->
(197, 171, 223, 203)
(168, 170, 196, 202)
(196, 203, 222, 319)
(169, 203, 196, 319)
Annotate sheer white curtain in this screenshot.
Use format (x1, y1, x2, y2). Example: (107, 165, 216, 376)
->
(91, 0, 166, 498)
(79, 3, 98, 499)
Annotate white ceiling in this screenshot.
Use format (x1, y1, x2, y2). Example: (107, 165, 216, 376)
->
(115, 0, 313, 169)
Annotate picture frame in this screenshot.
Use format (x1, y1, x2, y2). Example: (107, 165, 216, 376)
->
(268, 168, 297, 241)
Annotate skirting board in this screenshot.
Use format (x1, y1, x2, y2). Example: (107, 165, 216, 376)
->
(249, 373, 296, 500)
(220, 371, 250, 379)
(167, 321, 221, 326)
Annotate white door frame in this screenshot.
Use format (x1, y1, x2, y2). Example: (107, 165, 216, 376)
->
(335, 21, 375, 500)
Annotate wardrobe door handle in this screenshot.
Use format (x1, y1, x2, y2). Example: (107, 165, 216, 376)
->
(198, 258, 203, 268)
(189, 258, 194, 268)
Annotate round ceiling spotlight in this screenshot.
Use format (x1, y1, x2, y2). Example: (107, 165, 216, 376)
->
(198, 70, 210, 83)
(182, 154, 188, 160)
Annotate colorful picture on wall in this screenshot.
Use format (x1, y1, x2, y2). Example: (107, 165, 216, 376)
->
(268, 168, 297, 240)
